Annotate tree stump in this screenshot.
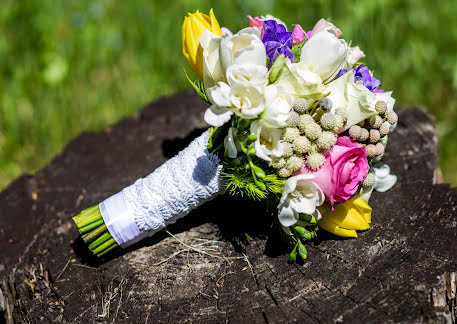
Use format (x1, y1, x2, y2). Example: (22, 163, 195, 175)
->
(0, 90, 456, 323)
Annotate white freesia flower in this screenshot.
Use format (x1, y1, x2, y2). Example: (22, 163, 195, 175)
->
(249, 85, 292, 161)
(251, 122, 284, 161)
(200, 27, 266, 90)
(261, 84, 292, 128)
(325, 70, 377, 128)
(300, 27, 348, 83)
(360, 165, 397, 202)
(278, 174, 325, 227)
(204, 64, 268, 126)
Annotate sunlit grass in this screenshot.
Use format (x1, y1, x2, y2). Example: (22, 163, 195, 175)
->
(0, 0, 456, 189)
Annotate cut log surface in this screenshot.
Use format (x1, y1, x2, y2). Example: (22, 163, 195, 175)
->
(0, 90, 456, 323)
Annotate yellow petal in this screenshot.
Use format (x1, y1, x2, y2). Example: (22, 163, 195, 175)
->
(182, 9, 221, 79)
(318, 217, 358, 238)
(318, 195, 372, 238)
(209, 8, 222, 35)
(353, 197, 372, 223)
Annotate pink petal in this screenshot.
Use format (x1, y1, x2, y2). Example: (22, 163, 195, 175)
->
(292, 24, 306, 45)
(351, 45, 366, 62)
(247, 15, 264, 39)
(310, 18, 342, 38)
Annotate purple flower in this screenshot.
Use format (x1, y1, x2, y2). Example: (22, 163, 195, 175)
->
(337, 65, 381, 91)
(262, 20, 294, 68)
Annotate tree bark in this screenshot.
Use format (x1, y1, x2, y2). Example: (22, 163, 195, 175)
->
(0, 90, 456, 323)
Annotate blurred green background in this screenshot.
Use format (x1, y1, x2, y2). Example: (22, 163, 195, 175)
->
(1, 0, 456, 190)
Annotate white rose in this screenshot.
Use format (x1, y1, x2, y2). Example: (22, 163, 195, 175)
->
(324, 71, 377, 128)
(273, 60, 324, 101)
(300, 27, 348, 82)
(278, 174, 325, 227)
(200, 28, 266, 91)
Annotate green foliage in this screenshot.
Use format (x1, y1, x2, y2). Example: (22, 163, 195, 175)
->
(291, 39, 305, 63)
(222, 165, 285, 201)
(1, 0, 457, 189)
(182, 67, 210, 103)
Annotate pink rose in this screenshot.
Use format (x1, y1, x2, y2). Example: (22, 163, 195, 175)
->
(310, 18, 342, 38)
(247, 15, 264, 39)
(296, 136, 369, 209)
(292, 24, 306, 45)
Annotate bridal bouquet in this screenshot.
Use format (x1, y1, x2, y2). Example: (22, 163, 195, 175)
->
(73, 10, 398, 261)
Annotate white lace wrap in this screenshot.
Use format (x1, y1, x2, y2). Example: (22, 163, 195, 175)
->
(99, 132, 224, 248)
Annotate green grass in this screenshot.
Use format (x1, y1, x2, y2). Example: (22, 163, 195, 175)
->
(1, 0, 456, 189)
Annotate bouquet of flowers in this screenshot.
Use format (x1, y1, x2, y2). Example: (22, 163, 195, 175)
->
(73, 10, 398, 261)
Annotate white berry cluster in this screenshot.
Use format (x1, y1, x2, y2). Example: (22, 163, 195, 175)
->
(347, 100, 398, 161)
(275, 97, 343, 174)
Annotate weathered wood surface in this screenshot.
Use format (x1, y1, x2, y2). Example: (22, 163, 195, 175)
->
(0, 90, 456, 323)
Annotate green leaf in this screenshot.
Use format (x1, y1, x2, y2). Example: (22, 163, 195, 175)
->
(182, 67, 210, 103)
(291, 40, 306, 63)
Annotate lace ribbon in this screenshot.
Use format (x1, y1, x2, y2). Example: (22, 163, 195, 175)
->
(99, 131, 224, 248)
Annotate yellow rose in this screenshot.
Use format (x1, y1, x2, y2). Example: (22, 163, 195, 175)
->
(182, 9, 221, 79)
(318, 195, 372, 238)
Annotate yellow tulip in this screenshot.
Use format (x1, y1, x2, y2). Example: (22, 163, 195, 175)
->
(318, 195, 372, 238)
(182, 9, 221, 79)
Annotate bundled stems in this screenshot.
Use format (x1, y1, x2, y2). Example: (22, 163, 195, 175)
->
(72, 205, 119, 257)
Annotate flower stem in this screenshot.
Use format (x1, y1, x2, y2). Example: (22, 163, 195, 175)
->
(72, 205, 119, 257)
(83, 224, 108, 244)
(79, 219, 105, 233)
(92, 238, 116, 255)
(88, 232, 112, 250)
(72, 205, 102, 228)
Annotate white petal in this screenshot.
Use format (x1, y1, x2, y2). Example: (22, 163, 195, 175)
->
(373, 173, 397, 192)
(204, 106, 233, 127)
(200, 30, 224, 89)
(313, 209, 322, 221)
(207, 82, 231, 107)
(359, 186, 374, 202)
(300, 27, 348, 82)
(373, 164, 390, 177)
(278, 202, 298, 227)
(290, 196, 317, 215)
